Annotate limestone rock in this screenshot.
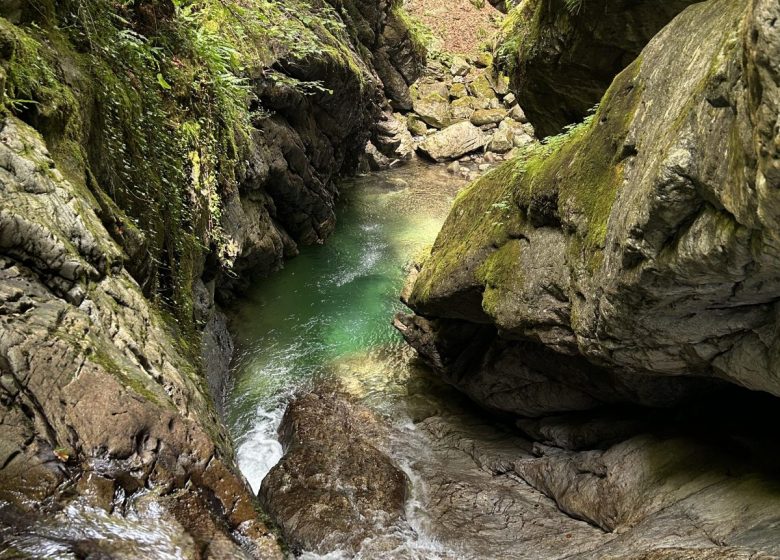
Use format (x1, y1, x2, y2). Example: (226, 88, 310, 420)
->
(508, 104, 528, 123)
(451, 96, 477, 122)
(412, 82, 452, 129)
(468, 73, 497, 99)
(364, 140, 392, 170)
(407, 113, 428, 136)
(450, 56, 471, 77)
(260, 389, 408, 554)
(449, 82, 468, 99)
(401, 0, 780, 413)
(373, 112, 415, 163)
(495, 0, 699, 136)
(474, 51, 493, 68)
(488, 126, 514, 153)
(0, 117, 282, 557)
(417, 121, 487, 162)
(489, 72, 510, 96)
(471, 108, 508, 126)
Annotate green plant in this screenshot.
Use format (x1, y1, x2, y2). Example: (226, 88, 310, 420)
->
(563, 0, 584, 14)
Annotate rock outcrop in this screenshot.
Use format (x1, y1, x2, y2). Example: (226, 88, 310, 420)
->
(495, 0, 700, 137)
(406, 57, 536, 163)
(400, 0, 780, 424)
(0, 117, 281, 558)
(0, 0, 424, 555)
(260, 389, 408, 555)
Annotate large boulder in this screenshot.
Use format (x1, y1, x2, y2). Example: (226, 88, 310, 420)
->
(495, 0, 699, 137)
(0, 117, 282, 558)
(417, 121, 487, 162)
(412, 81, 452, 129)
(399, 0, 780, 415)
(260, 389, 408, 555)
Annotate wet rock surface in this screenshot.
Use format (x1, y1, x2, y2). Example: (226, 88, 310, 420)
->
(260, 389, 408, 555)
(0, 117, 282, 558)
(261, 361, 780, 559)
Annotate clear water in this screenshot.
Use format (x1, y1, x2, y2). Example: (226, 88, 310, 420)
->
(226, 161, 467, 493)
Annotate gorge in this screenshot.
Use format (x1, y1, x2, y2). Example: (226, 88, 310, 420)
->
(0, 0, 779, 558)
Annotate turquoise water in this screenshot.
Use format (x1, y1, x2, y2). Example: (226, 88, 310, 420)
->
(225, 162, 466, 491)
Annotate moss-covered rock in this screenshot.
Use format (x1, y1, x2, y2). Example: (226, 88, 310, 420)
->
(495, 0, 699, 137)
(0, 0, 425, 555)
(401, 0, 780, 415)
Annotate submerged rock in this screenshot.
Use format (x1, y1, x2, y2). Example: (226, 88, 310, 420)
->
(417, 121, 487, 162)
(260, 389, 408, 555)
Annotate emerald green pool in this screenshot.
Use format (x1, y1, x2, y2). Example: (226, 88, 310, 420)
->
(225, 162, 465, 492)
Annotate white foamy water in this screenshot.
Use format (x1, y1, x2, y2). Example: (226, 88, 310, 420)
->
(2, 496, 194, 559)
(236, 406, 286, 493)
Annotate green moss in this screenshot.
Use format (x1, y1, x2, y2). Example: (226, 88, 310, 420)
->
(391, 2, 433, 62)
(477, 239, 524, 317)
(413, 56, 642, 309)
(495, 0, 545, 77)
(520, 57, 642, 249)
(411, 162, 526, 304)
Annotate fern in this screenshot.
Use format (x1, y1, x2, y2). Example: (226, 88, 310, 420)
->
(563, 0, 584, 15)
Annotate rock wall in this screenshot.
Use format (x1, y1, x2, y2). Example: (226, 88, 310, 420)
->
(394, 1, 780, 554)
(399, 0, 780, 421)
(0, 0, 424, 556)
(494, 0, 699, 137)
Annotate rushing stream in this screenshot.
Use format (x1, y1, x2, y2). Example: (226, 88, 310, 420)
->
(225, 161, 484, 558)
(226, 161, 465, 490)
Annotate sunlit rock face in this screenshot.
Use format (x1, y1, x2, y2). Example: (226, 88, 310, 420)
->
(401, 0, 780, 421)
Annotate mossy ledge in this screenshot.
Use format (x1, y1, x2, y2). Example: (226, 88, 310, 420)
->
(404, 0, 780, 407)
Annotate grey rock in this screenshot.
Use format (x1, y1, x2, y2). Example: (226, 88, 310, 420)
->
(363, 140, 392, 170)
(488, 127, 514, 153)
(417, 122, 487, 162)
(402, 0, 780, 412)
(0, 117, 282, 558)
(407, 113, 428, 136)
(449, 82, 468, 99)
(412, 83, 452, 129)
(468, 73, 497, 99)
(450, 96, 477, 122)
(508, 104, 528, 123)
(373, 112, 415, 163)
(470, 108, 508, 126)
(450, 56, 471, 77)
(495, 0, 699, 136)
